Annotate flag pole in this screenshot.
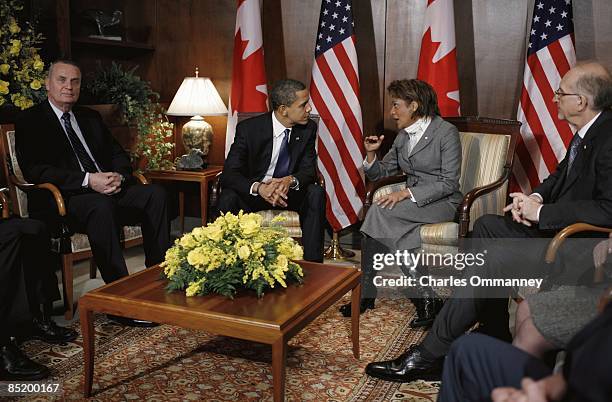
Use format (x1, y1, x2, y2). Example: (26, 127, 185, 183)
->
(324, 231, 355, 260)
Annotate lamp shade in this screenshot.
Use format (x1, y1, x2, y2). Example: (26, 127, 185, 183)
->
(166, 77, 228, 117)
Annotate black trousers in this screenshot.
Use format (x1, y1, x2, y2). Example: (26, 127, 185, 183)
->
(0, 218, 61, 340)
(65, 184, 170, 283)
(217, 184, 326, 262)
(438, 333, 551, 402)
(422, 214, 554, 357)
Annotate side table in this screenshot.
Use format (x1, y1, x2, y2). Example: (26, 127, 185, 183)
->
(145, 166, 223, 232)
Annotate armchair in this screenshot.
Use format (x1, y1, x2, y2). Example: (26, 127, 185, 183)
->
(365, 116, 520, 254)
(1, 124, 146, 319)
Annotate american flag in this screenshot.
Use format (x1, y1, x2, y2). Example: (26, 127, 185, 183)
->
(513, 0, 576, 193)
(309, 0, 365, 231)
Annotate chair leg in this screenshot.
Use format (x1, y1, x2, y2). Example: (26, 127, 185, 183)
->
(89, 258, 97, 279)
(61, 254, 74, 320)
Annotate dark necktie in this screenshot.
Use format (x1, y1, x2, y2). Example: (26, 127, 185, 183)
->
(566, 133, 582, 174)
(61, 112, 98, 173)
(273, 129, 291, 178)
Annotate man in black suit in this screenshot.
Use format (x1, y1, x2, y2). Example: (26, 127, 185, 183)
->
(365, 61, 612, 383)
(219, 79, 326, 262)
(439, 299, 612, 402)
(1, 216, 77, 380)
(15, 60, 170, 324)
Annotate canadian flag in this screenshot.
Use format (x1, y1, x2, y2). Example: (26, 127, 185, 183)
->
(417, 0, 460, 117)
(225, 0, 269, 155)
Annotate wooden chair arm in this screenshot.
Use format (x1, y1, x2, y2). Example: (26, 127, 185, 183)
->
(364, 174, 406, 211)
(545, 223, 612, 264)
(0, 187, 9, 218)
(457, 167, 512, 237)
(10, 177, 66, 217)
(132, 172, 149, 185)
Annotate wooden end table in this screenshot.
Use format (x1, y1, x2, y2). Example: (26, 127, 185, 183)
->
(145, 166, 223, 232)
(79, 261, 361, 401)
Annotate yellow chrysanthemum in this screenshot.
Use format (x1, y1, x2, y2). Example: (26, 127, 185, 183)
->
(237, 244, 251, 260)
(33, 59, 44, 71)
(9, 39, 21, 56)
(0, 80, 9, 95)
(29, 79, 41, 90)
(239, 213, 262, 236)
(9, 18, 20, 34)
(0, 64, 9, 75)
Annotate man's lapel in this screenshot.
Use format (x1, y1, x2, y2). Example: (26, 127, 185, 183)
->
(557, 112, 610, 197)
(261, 113, 274, 171)
(288, 124, 306, 172)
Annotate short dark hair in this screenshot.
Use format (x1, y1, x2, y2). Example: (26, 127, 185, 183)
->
(270, 79, 306, 110)
(48, 59, 81, 77)
(387, 79, 440, 117)
(576, 73, 612, 111)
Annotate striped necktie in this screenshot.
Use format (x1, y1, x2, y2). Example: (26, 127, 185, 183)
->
(273, 129, 291, 178)
(566, 133, 582, 175)
(61, 112, 98, 173)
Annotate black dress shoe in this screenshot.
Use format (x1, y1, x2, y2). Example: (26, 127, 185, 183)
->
(106, 314, 159, 328)
(365, 344, 443, 383)
(409, 296, 444, 328)
(29, 317, 78, 344)
(0, 339, 50, 380)
(339, 298, 375, 317)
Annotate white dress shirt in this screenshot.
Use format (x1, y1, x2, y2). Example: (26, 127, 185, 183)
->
(48, 100, 101, 187)
(249, 112, 298, 196)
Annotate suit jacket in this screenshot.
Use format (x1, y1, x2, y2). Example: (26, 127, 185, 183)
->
(15, 101, 133, 216)
(366, 115, 463, 207)
(535, 110, 612, 230)
(220, 112, 318, 198)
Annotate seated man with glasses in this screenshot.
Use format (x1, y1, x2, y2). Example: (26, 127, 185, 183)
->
(364, 60, 612, 384)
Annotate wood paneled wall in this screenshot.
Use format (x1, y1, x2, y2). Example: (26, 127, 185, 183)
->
(62, 0, 612, 161)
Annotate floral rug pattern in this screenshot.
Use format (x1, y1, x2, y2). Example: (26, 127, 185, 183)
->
(16, 296, 439, 401)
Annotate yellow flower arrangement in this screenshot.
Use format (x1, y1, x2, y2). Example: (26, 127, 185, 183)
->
(0, 0, 47, 109)
(162, 211, 305, 298)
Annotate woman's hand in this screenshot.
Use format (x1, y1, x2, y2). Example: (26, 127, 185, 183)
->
(376, 189, 412, 210)
(364, 135, 384, 152)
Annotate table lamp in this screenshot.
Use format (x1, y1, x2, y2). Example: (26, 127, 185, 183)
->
(166, 68, 227, 168)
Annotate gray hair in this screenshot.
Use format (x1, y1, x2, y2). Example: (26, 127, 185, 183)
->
(48, 59, 81, 77)
(270, 79, 306, 110)
(574, 61, 612, 111)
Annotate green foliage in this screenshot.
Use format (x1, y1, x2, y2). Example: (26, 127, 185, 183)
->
(0, 0, 47, 109)
(84, 62, 174, 170)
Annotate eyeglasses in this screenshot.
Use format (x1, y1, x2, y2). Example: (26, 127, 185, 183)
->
(554, 88, 582, 99)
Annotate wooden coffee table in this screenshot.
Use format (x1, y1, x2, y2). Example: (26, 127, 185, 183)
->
(79, 261, 361, 401)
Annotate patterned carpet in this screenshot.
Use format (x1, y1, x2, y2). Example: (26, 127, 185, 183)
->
(16, 296, 439, 401)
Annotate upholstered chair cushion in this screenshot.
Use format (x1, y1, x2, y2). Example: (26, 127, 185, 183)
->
(256, 210, 302, 238)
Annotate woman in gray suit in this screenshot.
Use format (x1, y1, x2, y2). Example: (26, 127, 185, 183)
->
(340, 79, 462, 328)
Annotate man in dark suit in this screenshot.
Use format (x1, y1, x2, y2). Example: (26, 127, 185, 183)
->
(15, 60, 170, 325)
(365, 61, 612, 383)
(439, 298, 612, 402)
(219, 79, 325, 262)
(1, 213, 77, 380)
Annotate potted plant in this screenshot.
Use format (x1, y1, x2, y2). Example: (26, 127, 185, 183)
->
(82, 62, 174, 170)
